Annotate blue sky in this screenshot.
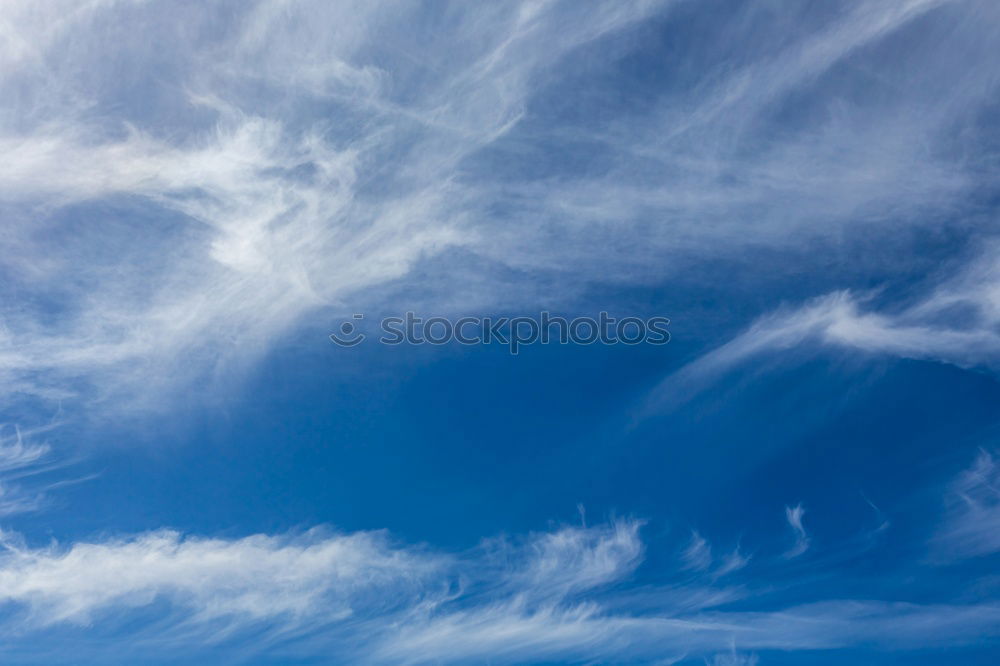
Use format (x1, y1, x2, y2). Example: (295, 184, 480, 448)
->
(0, 0, 999, 663)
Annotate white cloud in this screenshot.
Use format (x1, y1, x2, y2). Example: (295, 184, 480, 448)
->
(681, 532, 749, 578)
(0, 527, 438, 630)
(682, 530, 712, 571)
(0, 0, 670, 412)
(712, 547, 750, 579)
(784, 503, 810, 559)
(932, 449, 1000, 561)
(2, 0, 998, 416)
(0, 425, 56, 517)
(477, 0, 996, 275)
(505, 519, 644, 599)
(0, 519, 995, 663)
(706, 649, 758, 666)
(643, 245, 1000, 415)
(0, 425, 49, 473)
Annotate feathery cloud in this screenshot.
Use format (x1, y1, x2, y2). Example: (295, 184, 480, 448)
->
(784, 503, 810, 559)
(0, 518, 995, 663)
(932, 449, 1000, 561)
(3, 0, 999, 417)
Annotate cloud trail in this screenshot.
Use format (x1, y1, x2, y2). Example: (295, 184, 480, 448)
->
(933, 449, 1000, 561)
(642, 243, 1000, 417)
(0, 425, 58, 517)
(0, 521, 988, 663)
(1, 0, 998, 416)
(0, 516, 994, 664)
(784, 503, 810, 559)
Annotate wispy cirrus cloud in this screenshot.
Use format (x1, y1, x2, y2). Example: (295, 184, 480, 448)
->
(784, 503, 810, 559)
(643, 244, 1000, 416)
(681, 531, 712, 571)
(0, 526, 438, 629)
(932, 449, 1000, 561)
(706, 649, 758, 666)
(680, 531, 749, 578)
(0, 0, 670, 412)
(0, 517, 996, 664)
(2, 0, 999, 417)
(2, 3, 998, 663)
(0, 424, 58, 517)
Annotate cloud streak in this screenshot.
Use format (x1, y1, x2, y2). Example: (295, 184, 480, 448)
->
(0, 424, 58, 517)
(0, 517, 994, 663)
(784, 503, 810, 559)
(933, 449, 1000, 561)
(643, 243, 1000, 417)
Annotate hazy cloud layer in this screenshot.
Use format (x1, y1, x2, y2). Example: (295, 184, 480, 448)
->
(2, 0, 998, 413)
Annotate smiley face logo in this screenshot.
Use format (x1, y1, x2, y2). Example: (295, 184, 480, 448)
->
(329, 314, 366, 347)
